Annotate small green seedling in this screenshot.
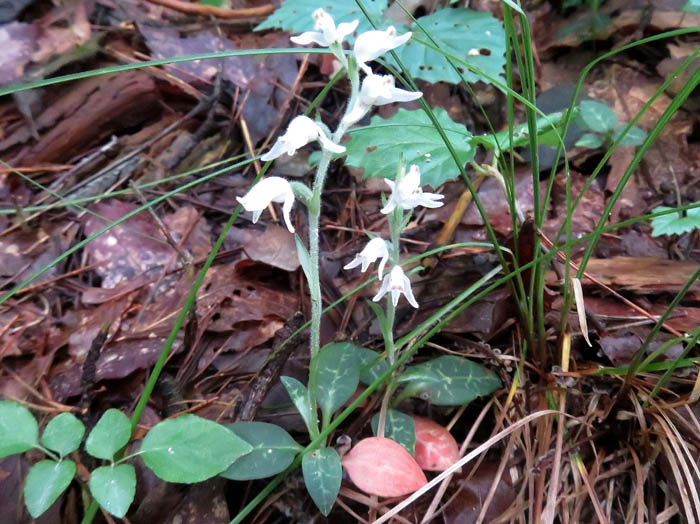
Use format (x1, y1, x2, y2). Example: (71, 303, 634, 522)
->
(575, 100, 647, 149)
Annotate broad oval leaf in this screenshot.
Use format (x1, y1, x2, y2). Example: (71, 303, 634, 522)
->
(612, 125, 646, 147)
(397, 355, 501, 406)
(579, 100, 618, 134)
(0, 401, 38, 458)
(650, 205, 700, 237)
(140, 414, 252, 483)
(371, 409, 416, 455)
(575, 132, 604, 149)
(342, 437, 426, 497)
(390, 8, 506, 85)
(24, 459, 76, 518)
(345, 108, 474, 188)
(221, 422, 302, 481)
(255, 0, 388, 42)
(412, 416, 460, 471)
(280, 376, 315, 435)
(312, 342, 360, 421)
(41, 412, 85, 457)
(89, 464, 136, 518)
(302, 447, 342, 516)
(354, 346, 390, 386)
(86, 408, 131, 460)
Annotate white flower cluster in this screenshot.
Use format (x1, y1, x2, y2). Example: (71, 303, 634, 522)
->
(236, 9, 441, 308)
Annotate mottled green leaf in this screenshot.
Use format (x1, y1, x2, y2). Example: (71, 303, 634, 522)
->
(371, 409, 416, 455)
(24, 459, 75, 518)
(89, 464, 136, 518)
(0, 401, 38, 458)
(140, 415, 252, 483)
(302, 447, 341, 516)
(612, 125, 646, 147)
(579, 100, 618, 134)
(221, 422, 302, 480)
(575, 132, 604, 149)
(280, 376, 316, 435)
(397, 355, 501, 406)
(354, 346, 390, 385)
(312, 342, 360, 421)
(41, 413, 84, 457)
(345, 108, 474, 187)
(85, 408, 131, 460)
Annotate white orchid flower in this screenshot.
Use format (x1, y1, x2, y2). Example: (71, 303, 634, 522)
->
(343, 72, 422, 125)
(380, 164, 444, 214)
(373, 265, 418, 308)
(290, 8, 359, 47)
(236, 177, 296, 233)
(353, 26, 412, 70)
(261, 115, 345, 161)
(343, 237, 390, 279)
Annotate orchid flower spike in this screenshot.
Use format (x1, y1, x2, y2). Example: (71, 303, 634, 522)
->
(373, 265, 418, 308)
(236, 176, 296, 233)
(261, 115, 345, 161)
(290, 8, 358, 48)
(343, 72, 422, 125)
(380, 164, 444, 214)
(344, 237, 390, 279)
(353, 26, 412, 70)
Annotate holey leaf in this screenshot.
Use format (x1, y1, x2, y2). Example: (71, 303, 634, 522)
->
(371, 409, 416, 455)
(389, 8, 506, 85)
(345, 108, 474, 188)
(302, 447, 342, 516)
(312, 342, 360, 422)
(255, 0, 387, 41)
(397, 355, 501, 406)
(140, 414, 252, 483)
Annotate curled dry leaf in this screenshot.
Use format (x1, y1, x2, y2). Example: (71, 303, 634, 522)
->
(341, 437, 427, 497)
(412, 416, 460, 472)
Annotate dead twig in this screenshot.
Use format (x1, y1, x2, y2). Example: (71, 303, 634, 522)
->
(145, 0, 274, 19)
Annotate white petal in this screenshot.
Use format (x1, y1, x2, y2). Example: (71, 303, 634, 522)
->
(402, 274, 419, 308)
(415, 193, 445, 208)
(390, 288, 400, 306)
(380, 200, 396, 215)
(353, 27, 412, 64)
(317, 132, 346, 154)
(261, 139, 291, 161)
(343, 256, 363, 271)
(377, 253, 388, 280)
(251, 209, 263, 224)
(374, 87, 423, 106)
(290, 31, 330, 46)
(342, 98, 370, 125)
(281, 191, 295, 233)
(372, 274, 391, 302)
(384, 178, 395, 191)
(336, 20, 359, 41)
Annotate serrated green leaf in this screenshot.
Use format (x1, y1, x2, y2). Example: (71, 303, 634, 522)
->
(371, 409, 416, 454)
(41, 413, 84, 457)
(221, 422, 302, 480)
(345, 108, 474, 187)
(390, 8, 506, 85)
(295, 234, 312, 282)
(140, 414, 252, 483)
(612, 125, 646, 147)
(85, 408, 131, 461)
(312, 342, 360, 422)
(579, 100, 618, 134)
(397, 355, 501, 406)
(353, 346, 390, 385)
(0, 401, 38, 458)
(575, 132, 604, 149)
(255, 0, 387, 40)
(24, 459, 76, 518)
(280, 376, 316, 435)
(302, 447, 341, 516)
(89, 464, 136, 518)
(650, 205, 700, 237)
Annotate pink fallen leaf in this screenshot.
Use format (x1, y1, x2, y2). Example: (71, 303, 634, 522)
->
(413, 416, 460, 472)
(342, 437, 427, 497)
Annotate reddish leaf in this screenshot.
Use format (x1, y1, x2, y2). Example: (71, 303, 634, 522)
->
(341, 437, 427, 497)
(412, 416, 460, 472)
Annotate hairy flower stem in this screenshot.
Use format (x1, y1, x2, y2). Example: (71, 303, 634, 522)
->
(307, 56, 360, 436)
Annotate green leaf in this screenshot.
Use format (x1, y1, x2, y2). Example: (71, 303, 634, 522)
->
(24, 459, 76, 518)
(302, 447, 342, 516)
(390, 8, 506, 85)
(397, 355, 501, 406)
(500, 0, 525, 15)
(612, 125, 646, 147)
(89, 464, 136, 518)
(579, 100, 618, 134)
(295, 234, 312, 282)
(371, 409, 416, 455)
(472, 111, 566, 151)
(221, 422, 302, 480)
(85, 408, 132, 460)
(650, 205, 700, 237)
(575, 132, 604, 149)
(41, 413, 85, 457)
(140, 414, 252, 483)
(255, 0, 388, 40)
(353, 346, 390, 385)
(345, 108, 474, 187)
(683, 0, 700, 14)
(0, 401, 38, 458)
(280, 376, 316, 435)
(312, 342, 360, 422)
